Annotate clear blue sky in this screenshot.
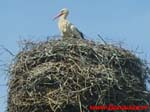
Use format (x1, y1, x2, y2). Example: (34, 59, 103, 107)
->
(0, 0, 150, 112)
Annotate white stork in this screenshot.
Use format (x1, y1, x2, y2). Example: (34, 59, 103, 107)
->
(54, 8, 84, 39)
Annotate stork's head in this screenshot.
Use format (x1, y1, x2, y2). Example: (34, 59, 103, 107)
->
(53, 8, 69, 20)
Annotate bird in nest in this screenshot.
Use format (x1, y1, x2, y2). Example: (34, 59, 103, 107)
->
(53, 8, 84, 39)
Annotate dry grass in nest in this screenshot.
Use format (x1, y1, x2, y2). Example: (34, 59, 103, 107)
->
(8, 37, 149, 112)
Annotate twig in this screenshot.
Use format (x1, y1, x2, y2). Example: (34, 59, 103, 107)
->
(97, 34, 107, 45)
(0, 45, 14, 56)
(78, 95, 83, 112)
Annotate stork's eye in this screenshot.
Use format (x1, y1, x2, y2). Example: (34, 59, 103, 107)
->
(61, 10, 65, 13)
(60, 9, 68, 14)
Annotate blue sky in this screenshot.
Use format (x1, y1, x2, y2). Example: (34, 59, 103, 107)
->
(0, 0, 150, 112)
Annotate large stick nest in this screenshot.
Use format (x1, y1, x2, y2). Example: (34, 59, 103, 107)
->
(8, 38, 149, 112)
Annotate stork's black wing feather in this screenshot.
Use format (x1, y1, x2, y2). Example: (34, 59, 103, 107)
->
(69, 22, 85, 39)
(79, 31, 84, 39)
(75, 28, 84, 39)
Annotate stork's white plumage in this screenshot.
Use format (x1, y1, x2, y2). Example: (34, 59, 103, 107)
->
(54, 8, 84, 39)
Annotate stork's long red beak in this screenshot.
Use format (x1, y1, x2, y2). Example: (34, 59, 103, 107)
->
(53, 13, 63, 20)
